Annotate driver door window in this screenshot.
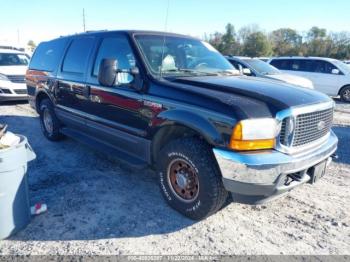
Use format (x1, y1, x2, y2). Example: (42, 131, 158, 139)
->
(93, 36, 136, 84)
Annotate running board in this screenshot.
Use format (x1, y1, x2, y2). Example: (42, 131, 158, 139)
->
(60, 127, 148, 170)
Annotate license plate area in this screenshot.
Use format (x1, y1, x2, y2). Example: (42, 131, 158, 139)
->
(309, 160, 327, 184)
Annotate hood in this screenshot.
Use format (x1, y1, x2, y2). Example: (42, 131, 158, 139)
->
(0, 66, 27, 76)
(266, 73, 314, 89)
(172, 76, 330, 116)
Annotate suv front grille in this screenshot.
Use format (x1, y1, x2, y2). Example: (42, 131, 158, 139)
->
(7, 75, 26, 83)
(279, 107, 333, 148)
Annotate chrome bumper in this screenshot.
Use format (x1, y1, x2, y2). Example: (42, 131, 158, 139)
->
(213, 131, 338, 204)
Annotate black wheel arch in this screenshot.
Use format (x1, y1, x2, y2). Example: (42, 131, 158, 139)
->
(338, 84, 350, 95)
(35, 91, 53, 113)
(150, 110, 227, 165)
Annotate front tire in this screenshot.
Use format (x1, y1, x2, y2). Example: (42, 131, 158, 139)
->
(340, 86, 350, 102)
(39, 99, 64, 141)
(157, 137, 228, 220)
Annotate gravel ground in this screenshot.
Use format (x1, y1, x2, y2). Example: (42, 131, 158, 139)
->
(0, 100, 349, 256)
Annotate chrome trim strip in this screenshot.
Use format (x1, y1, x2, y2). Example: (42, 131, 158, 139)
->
(275, 100, 334, 155)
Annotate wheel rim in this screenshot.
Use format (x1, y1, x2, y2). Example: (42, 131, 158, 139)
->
(167, 158, 199, 202)
(43, 108, 53, 134)
(343, 89, 350, 101)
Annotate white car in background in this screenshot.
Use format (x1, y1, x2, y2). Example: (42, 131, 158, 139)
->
(226, 56, 314, 89)
(0, 49, 29, 102)
(269, 57, 350, 102)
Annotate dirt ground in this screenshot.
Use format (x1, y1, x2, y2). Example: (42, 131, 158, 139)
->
(0, 99, 349, 255)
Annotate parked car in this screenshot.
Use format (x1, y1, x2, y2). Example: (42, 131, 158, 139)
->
(226, 56, 314, 89)
(344, 60, 350, 65)
(27, 31, 338, 220)
(268, 57, 350, 102)
(0, 49, 29, 101)
(255, 57, 270, 62)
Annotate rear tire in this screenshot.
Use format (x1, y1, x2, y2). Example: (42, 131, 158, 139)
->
(340, 86, 350, 102)
(157, 137, 228, 220)
(39, 99, 64, 141)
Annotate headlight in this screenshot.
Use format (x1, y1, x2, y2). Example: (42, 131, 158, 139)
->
(230, 118, 281, 151)
(0, 74, 9, 81)
(306, 81, 314, 89)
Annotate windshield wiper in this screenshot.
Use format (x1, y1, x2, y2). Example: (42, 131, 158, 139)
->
(161, 68, 218, 76)
(215, 70, 240, 76)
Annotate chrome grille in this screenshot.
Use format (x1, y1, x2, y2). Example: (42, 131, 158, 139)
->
(279, 119, 287, 145)
(14, 89, 27, 95)
(280, 107, 333, 148)
(7, 75, 26, 83)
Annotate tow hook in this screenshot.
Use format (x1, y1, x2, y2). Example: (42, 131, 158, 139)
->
(285, 171, 306, 186)
(326, 154, 337, 167)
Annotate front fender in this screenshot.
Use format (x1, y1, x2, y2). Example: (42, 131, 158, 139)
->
(33, 89, 55, 112)
(157, 109, 227, 146)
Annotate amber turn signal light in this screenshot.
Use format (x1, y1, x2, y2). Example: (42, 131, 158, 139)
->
(230, 121, 276, 151)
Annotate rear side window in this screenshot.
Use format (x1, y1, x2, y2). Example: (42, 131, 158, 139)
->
(62, 37, 95, 74)
(270, 59, 292, 70)
(29, 38, 68, 71)
(298, 60, 313, 72)
(93, 36, 135, 76)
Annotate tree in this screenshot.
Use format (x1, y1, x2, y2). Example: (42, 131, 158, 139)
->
(27, 40, 36, 48)
(270, 28, 302, 56)
(237, 24, 260, 44)
(220, 23, 237, 55)
(305, 27, 331, 56)
(206, 24, 350, 60)
(209, 32, 222, 48)
(209, 23, 241, 55)
(243, 32, 272, 57)
(329, 32, 350, 59)
(307, 26, 327, 41)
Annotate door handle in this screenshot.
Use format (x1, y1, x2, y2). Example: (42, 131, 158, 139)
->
(83, 85, 91, 98)
(53, 80, 60, 98)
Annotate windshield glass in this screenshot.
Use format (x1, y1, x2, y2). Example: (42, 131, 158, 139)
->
(134, 34, 235, 77)
(332, 59, 350, 74)
(0, 53, 29, 66)
(243, 59, 280, 75)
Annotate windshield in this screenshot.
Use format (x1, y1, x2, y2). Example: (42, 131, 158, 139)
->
(242, 59, 280, 75)
(0, 53, 29, 66)
(134, 34, 235, 77)
(333, 59, 350, 74)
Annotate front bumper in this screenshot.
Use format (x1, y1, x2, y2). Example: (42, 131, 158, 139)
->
(0, 94, 28, 102)
(0, 82, 28, 102)
(213, 131, 338, 204)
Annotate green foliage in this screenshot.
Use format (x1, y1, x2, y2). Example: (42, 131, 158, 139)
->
(243, 32, 272, 57)
(27, 40, 36, 48)
(270, 28, 302, 56)
(210, 23, 240, 55)
(208, 24, 350, 59)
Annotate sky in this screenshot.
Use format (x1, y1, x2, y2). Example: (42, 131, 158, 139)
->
(0, 0, 349, 46)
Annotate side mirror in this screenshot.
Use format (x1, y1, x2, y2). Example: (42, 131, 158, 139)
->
(331, 68, 340, 75)
(98, 58, 138, 87)
(98, 59, 118, 87)
(243, 68, 252, 76)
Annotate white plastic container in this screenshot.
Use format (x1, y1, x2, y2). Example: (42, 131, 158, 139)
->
(0, 135, 36, 239)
